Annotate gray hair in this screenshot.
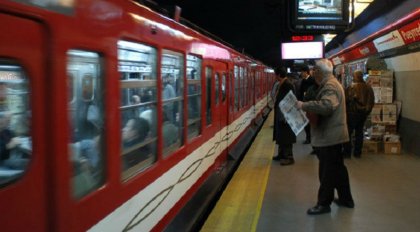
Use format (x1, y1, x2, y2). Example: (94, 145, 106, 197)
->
(315, 59, 333, 76)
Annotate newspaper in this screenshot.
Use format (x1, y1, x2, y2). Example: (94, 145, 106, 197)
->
(278, 90, 309, 136)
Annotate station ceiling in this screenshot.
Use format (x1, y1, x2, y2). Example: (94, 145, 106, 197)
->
(152, 0, 377, 67)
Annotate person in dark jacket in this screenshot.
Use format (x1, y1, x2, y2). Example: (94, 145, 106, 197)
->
(272, 67, 296, 166)
(299, 66, 317, 144)
(343, 70, 375, 158)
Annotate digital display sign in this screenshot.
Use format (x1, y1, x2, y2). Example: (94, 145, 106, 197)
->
(281, 41, 324, 60)
(289, 0, 351, 33)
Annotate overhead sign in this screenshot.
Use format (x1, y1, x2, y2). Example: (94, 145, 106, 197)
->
(288, 0, 351, 34)
(373, 30, 405, 52)
(398, 19, 420, 44)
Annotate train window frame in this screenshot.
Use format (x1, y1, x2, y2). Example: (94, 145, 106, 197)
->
(117, 40, 158, 181)
(0, 61, 32, 188)
(205, 66, 212, 126)
(66, 49, 106, 199)
(186, 54, 202, 141)
(161, 49, 184, 158)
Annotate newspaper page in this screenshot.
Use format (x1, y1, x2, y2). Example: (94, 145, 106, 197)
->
(279, 90, 309, 136)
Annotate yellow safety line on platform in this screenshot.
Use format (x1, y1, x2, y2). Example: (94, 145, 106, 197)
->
(200, 112, 275, 232)
(250, 142, 274, 232)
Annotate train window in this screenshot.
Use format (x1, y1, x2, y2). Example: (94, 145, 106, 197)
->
(117, 40, 157, 180)
(240, 67, 244, 108)
(229, 71, 234, 113)
(215, 73, 219, 105)
(205, 67, 212, 125)
(0, 62, 31, 187)
(187, 55, 201, 141)
(68, 73, 74, 102)
(67, 50, 105, 198)
(243, 68, 248, 107)
(234, 66, 239, 112)
(161, 50, 184, 157)
(222, 73, 226, 102)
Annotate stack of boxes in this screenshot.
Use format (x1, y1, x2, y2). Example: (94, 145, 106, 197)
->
(364, 70, 401, 154)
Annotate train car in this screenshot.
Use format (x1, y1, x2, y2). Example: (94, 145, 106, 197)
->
(325, 2, 420, 156)
(0, 1, 275, 231)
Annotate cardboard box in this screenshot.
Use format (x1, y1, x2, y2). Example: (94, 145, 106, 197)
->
(370, 104, 382, 123)
(385, 125, 397, 134)
(370, 124, 385, 140)
(380, 87, 393, 103)
(382, 104, 397, 124)
(368, 76, 381, 87)
(380, 70, 394, 79)
(363, 140, 382, 154)
(368, 70, 382, 76)
(384, 141, 401, 154)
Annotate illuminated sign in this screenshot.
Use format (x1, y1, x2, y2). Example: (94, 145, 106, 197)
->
(291, 35, 314, 41)
(281, 41, 324, 60)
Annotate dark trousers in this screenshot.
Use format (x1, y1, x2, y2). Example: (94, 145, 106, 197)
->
(343, 113, 367, 157)
(278, 143, 293, 160)
(304, 124, 311, 142)
(316, 144, 353, 206)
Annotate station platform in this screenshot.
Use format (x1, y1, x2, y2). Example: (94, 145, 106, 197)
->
(200, 112, 420, 232)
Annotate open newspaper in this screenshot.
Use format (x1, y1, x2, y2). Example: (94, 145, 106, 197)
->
(278, 90, 309, 136)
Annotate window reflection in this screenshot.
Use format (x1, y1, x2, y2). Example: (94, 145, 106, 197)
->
(118, 40, 157, 180)
(67, 50, 105, 198)
(161, 50, 184, 157)
(187, 55, 201, 140)
(206, 67, 212, 125)
(0, 63, 31, 187)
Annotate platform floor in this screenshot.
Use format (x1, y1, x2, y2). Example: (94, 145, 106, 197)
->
(200, 112, 420, 232)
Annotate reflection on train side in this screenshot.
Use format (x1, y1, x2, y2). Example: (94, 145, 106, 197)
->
(187, 55, 202, 141)
(0, 63, 31, 186)
(67, 50, 105, 198)
(118, 40, 158, 180)
(161, 49, 184, 157)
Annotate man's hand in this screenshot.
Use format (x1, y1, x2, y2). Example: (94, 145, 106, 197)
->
(296, 101, 304, 110)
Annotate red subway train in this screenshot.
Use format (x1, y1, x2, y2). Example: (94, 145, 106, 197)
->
(0, 1, 275, 231)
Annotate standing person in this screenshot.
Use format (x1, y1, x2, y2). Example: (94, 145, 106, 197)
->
(343, 70, 375, 158)
(296, 59, 354, 215)
(299, 65, 317, 144)
(272, 67, 296, 166)
(162, 74, 176, 122)
(269, 79, 280, 128)
(0, 112, 18, 163)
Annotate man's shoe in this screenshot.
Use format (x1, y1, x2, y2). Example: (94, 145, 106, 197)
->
(333, 198, 355, 208)
(307, 205, 331, 215)
(280, 159, 294, 166)
(272, 156, 281, 161)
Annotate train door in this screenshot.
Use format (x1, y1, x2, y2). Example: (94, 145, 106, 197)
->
(0, 14, 48, 231)
(203, 60, 229, 157)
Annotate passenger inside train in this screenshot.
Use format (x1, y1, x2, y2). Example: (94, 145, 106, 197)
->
(121, 117, 151, 170)
(0, 66, 32, 185)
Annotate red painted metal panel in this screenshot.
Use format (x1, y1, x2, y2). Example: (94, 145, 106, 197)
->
(0, 13, 48, 232)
